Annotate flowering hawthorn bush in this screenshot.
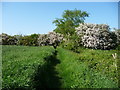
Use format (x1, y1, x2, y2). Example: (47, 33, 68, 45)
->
(75, 23, 117, 50)
(38, 32, 64, 48)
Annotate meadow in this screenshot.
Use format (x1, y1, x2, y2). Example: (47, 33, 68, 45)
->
(2, 45, 119, 89)
(2, 45, 55, 89)
(1, 3, 120, 89)
(56, 47, 119, 88)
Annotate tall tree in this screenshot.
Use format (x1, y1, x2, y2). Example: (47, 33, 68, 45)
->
(53, 9, 89, 36)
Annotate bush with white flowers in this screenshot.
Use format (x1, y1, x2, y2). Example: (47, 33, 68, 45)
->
(0, 33, 17, 45)
(75, 23, 117, 50)
(38, 32, 64, 47)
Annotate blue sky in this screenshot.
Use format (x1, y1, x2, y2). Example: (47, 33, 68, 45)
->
(2, 2, 118, 35)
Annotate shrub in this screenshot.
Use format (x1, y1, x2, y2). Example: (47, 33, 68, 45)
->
(30, 34, 39, 46)
(61, 40, 79, 53)
(17, 34, 39, 46)
(76, 23, 117, 50)
(114, 29, 120, 45)
(38, 34, 50, 46)
(38, 32, 64, 48)
(116, 45, 120, 50)
(62, 40, 75, 50)
(0, 33, 17, 45)
(14, 34, 23, 45)
(61, 32, 82, 53)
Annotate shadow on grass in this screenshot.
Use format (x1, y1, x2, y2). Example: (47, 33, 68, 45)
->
(31, 50, 62, 89)
(2, 50, 61, 90)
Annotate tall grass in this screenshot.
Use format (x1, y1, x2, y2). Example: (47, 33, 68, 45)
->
(56, 47, 118, 88)
(2, 45, 55, 89)
(2, 45, 119, 88)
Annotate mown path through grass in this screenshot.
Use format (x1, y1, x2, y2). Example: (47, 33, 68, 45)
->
(32, 50, 62, 89)
(2, 46, 119, 89)
(55, 47, 118, 88)
(2, 46, 61, 89)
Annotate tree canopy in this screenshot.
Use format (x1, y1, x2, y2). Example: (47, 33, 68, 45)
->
(53, 9, 89, 36)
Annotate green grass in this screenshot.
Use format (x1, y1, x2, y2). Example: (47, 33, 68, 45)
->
(56, 47, 119, 88)
(2, 45, 55, 89)
(2, 45, 119, 89)
(78, 48, 119, 81)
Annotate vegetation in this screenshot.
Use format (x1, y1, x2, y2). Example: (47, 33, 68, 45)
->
(37, 32, 64, 49)
(1, 9, 120, 89)
(76, 23, 117, 50)
(2, 45, 119, 89)
(114, 29, 120, 45)
(56, 47, 118, 88)
(17, 34, 39, 46)
(53, 9, 89, 36)
(2, 45, 55, 89)
(0, 33, 17, 45)
(0, 9, 119, 51)
(0, 33, 39, 46)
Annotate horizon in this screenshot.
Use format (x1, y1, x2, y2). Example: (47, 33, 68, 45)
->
(2, 2, 118, 35)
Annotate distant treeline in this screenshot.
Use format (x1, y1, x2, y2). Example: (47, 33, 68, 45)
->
(1, 9, 120, 51)
(0, 23, 120, 51)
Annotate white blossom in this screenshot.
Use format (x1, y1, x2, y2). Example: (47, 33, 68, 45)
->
(38, 32, 64, 47)
(75, 23, 117, 50)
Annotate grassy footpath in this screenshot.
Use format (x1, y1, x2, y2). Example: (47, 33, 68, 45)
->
(2, 45, 55, 89)
(56, 47, 118, 88)
(2, 45, 119, 89)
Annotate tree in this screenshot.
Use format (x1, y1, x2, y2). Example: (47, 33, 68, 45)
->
(53, 9, 89, 36)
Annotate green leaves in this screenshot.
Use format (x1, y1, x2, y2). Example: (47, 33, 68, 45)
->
(17, 34, 39, 46)
(62, 9, 89, 25)
(53, 9, 89, 36)
(0, 33, 39, 46)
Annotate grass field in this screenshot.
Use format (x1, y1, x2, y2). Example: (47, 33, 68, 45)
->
(56, 47, 119, 88)
(2, 45, 119, 89)
(2, 45, 55, 89)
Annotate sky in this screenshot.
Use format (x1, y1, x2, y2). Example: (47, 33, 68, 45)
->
(2, 2, 118, 35)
